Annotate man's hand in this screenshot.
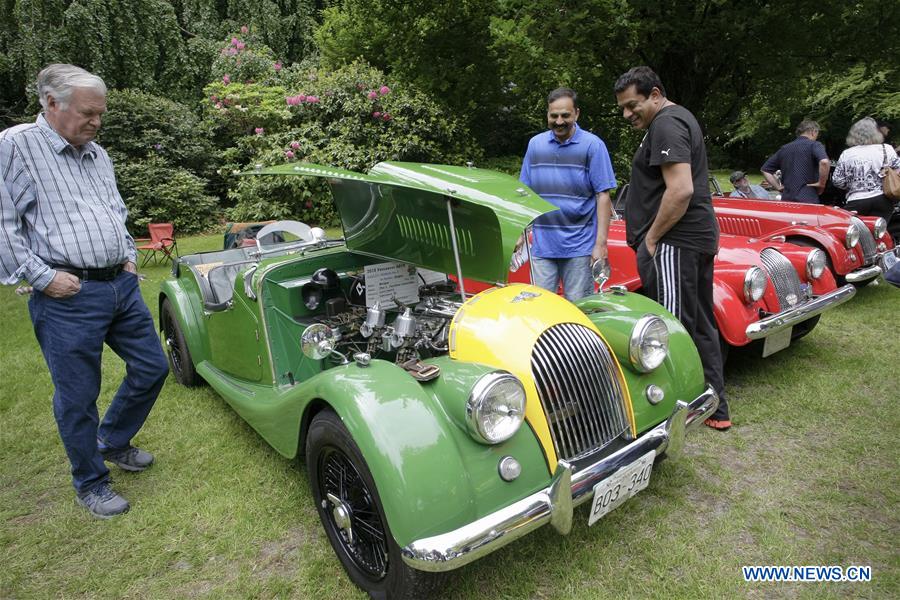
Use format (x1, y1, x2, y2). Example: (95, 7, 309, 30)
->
(44, 271, 81, 298)
(645, 237, 658, 257)
(807, 182, 826, 194)
(122, 261, 137, 274)
(591, 241, 608, 263)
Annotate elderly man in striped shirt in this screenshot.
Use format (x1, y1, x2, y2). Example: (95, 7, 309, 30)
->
(0, 64, 169, 519)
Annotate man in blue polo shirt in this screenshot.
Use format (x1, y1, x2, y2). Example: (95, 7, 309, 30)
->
(519, 87, 617, 300)
(761, 119, 830, 203)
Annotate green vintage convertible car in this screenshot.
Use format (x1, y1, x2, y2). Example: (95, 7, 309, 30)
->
(159, 162, 718, 599)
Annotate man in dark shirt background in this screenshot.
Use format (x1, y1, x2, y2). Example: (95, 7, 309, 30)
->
(761, 120, 830, 203)
(613, 66, 730, 431)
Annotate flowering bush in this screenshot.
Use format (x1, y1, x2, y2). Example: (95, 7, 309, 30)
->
(209, 29, 280, 86)
(209, 58, 481, 225)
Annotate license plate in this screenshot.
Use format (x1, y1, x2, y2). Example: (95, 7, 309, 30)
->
(588, 450, 655, 526)
(762, 325, 793, 357)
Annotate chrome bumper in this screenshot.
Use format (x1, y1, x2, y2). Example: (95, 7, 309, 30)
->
(845, 264, 881, 283)
(745, 284, 856, 340)
(400, 385, 719, 573)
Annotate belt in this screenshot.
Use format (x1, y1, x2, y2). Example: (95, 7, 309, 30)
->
(51, 264, 124, 281)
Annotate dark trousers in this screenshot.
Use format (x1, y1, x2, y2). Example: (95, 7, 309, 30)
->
(636, 242, 729, 420)
(28, 271, 169, 493)
(845, 194, 894, 222)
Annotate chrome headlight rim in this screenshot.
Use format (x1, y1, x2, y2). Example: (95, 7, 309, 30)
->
(743, 266, 768, 303)
(300, 323, 336, 359)
(845, 223, 860, 249)
(873, 217, 887, 239)
(466, 371, 526, 445)
(628, 315, 669, 373)
(805, 248, 827, 280)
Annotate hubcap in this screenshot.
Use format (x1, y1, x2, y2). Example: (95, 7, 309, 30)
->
(327, 492, 354, 545)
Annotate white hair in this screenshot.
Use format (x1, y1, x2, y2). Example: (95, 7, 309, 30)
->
(37, 64, 107, 110)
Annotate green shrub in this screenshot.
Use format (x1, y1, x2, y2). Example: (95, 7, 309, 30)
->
(116, 156, 219, 235)
(98, 89, 217, 177)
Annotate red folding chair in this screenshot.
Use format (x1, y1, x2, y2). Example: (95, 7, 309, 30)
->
(137, 223, 178, 267)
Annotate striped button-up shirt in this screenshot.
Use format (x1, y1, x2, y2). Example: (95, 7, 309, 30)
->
(0, 113, 135, 290)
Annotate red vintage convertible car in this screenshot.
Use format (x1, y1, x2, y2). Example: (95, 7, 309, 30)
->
(710, 182, 896, 287)
(475, 220, 855, 359)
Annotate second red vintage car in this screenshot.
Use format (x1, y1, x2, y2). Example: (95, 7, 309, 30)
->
(710, 185, 896, 287)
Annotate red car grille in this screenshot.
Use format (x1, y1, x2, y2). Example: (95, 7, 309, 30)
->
(760, 248, 805, 309)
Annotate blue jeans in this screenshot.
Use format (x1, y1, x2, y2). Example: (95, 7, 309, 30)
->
(531, 256, 593, 301)
(28, 272, 168, 493)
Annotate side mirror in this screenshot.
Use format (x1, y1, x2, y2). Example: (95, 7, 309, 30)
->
(591, 258, 611, 292)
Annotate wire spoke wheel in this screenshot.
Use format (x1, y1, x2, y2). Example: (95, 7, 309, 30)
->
(160, 298, 199, 386)
(318, 445, 389, 578)
(307, 410, 437, 599)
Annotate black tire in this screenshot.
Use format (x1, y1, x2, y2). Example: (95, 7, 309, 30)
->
(161, 298, 201, 387)
(790, 314, 821, 341)
(306, 410, 438, 600)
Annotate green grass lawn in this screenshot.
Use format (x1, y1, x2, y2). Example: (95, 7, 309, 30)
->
(1, 233, 898, 599)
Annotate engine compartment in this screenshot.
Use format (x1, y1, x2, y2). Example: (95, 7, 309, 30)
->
(306, 275, 464, 375)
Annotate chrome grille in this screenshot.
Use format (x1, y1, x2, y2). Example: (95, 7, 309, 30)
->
(760, 248, 804, 309)
(530, 323, 629, 461)
(851, 217, 877, 265)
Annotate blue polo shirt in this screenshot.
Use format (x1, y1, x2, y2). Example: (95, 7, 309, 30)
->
(519, 125, 616, 258)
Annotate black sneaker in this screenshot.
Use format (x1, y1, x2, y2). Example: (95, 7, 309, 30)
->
(101, 445, 154, 472)
(76, 481, 130, 519)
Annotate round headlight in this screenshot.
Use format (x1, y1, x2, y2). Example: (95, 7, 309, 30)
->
(806, 249, 827, 279)
(301, 323, 336, 359)
(874, 217, 887, 239)
(466, 372, 526, 444)
(845, 223, 860, 249)
(629, 315, 669, 373)
(743, 266, 768, 303)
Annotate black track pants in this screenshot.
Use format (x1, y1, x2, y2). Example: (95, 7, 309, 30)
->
(636, 241, 729, 420)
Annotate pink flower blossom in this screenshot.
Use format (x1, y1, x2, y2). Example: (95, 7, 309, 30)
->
(367, 91, 378, 100)
(274, 61, 282, 72)
(235, 41, 245, 51)
(240, 25, 249, 34)
(284, 150, 295, 159)
(382, 112, 392, 121)
(307, 96, 319, 103)
(222, 74, 231, 85)
(254, 127, 264, 135)
(215, 102, 223, 109)
(231, 37, 239, 45)
(226, 47, 237, 56)
(210, 95, 218, 102)
(373, 111, 381, 118)
(290, 141, 300, 149)
(298, 94, 307, 102)
(379, 85, 391, 95)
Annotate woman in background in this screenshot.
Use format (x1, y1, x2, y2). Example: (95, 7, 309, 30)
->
(832, 117, 900, 221)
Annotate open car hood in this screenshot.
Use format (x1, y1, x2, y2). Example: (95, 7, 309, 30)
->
(250, 162, 554, 284)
